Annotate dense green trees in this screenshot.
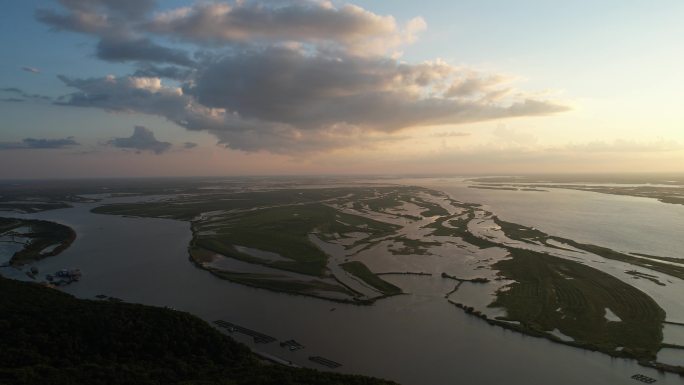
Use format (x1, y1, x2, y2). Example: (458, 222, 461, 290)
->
(0, 277, 397, 385)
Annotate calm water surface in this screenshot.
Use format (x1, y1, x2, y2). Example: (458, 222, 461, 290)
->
(1, 189, 682, 385)
(410, 177, 684, 261)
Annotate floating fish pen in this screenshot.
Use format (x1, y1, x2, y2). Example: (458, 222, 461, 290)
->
(213, 320, 276, 344)
(47, 268, 82, 286)
(631, 374, 657, 384)
(280, 339, 304, 351)
(309, 356, 341, 369)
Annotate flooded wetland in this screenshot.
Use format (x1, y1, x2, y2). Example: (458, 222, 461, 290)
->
(1, 177, 684, 385)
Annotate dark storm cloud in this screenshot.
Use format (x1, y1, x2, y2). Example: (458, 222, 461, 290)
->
(0, 137, 79, 150)
(107, 126, 172, 154)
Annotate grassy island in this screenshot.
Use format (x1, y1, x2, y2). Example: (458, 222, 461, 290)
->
(0, 217, 75, 266)
(340, 261, 402, 296)
(93, 187, 415, 302)
(490, 248, 665, 361)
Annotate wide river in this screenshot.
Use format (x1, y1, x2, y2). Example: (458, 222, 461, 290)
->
(1, 178, 683, 385)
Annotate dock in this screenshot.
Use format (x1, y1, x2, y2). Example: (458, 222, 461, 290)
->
(214, 320, 276, 344)
(309, 356, 342, 369)
(631, 374, 657, 384)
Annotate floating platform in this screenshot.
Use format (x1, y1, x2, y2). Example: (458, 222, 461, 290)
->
(214, 320, 276, 344)
(632, 374, 657, 384)
(309, 356, 341, 368)
(280, 339, 304, 351)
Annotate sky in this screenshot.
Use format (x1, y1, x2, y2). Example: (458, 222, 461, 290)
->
(1, 0, 683, 178)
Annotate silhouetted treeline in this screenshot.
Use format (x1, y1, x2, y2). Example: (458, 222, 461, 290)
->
(0, 277, 397, 385)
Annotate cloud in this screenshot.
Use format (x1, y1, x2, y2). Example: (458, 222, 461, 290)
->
(35, 0, 155, 34)
(96, 38, 195, 66)
(132, 64, 194, 80)
(57, 56, 567, 153)
(39, 0, 569, 155)
(432, 131, 471, 138)
(0, 87, 52, 103)
(445, 74, 514, 100)
(146, 1, 425, 56)
(37, 0, 185, 66)
(562, 139, 683, 153)
(36, 7, 110, 34)
(56, 75, 189, 115)
(60, 0, 157, 18)
(107, 125, 172, 154)
(0, 137, 79, 150)
(21, 66, 41, 74)
(183, 142, 198, 149)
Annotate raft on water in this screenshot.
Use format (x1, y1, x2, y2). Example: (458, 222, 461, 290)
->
(214, 320, 276, 344)
(280, 339, 304, 351)
(631, 374, 656, 384)
(309, 356, 341, 368)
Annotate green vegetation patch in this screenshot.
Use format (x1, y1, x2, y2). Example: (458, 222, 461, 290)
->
(421, 214, 460, 237)
(0, 217, 75, 266)
(0, 276, 398, 385)
(388, 236, 441, 255)
(95, 187, 409, 300)
(363, 191, 406, 213)
(490, 248, 665, 360)
(492, 217, 572, 251)
(625, 270, 666, 286)
(340, 261, 402, 296)
(551, 237, 684, 281)
(424, 211, 497, 249)
(195, 203, 399, 277)
(93, 187, 410, 221)
(410, 197, 450, 217)
(488, 215, 684, 280)
(95, 188, 403, 277)
(630, 252, 684, 265)
(468, 185, 518, 191)
(209, 270, 355, 298)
